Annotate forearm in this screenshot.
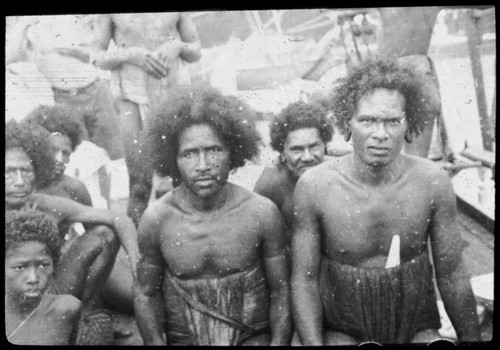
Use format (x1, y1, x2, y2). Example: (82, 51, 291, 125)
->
(268, 285, 293, 345)
(291, 278, 323, 345)
(91, 47, 134, 71)
(134, 291, 166, 345)
(112, 216, 140, 275)
(436, 267, 481, 342)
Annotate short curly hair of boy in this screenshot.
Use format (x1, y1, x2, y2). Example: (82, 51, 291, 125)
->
(269, 101, 334, 153)
(24, 104, 84, 151)
(145, 85, 262, 183)
(5, 209, 62, 264)
(331, 58, 432, 137)
(5, 119, 55, 188)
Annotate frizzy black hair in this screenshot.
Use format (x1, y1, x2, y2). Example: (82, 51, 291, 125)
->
(331, 58, 432, 137)
(269, 101, 334, 153)
(23, 104, 84, 151)
(145, 86, 261, 183)
(5, 209, 62, 264)
(6, 119, 55, 188)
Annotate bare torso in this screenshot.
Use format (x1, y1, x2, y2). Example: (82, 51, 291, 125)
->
(306, 155, 439, 267)
(111, 13, 181, 50)
(154, 183, 278, 279)
(377, 7, 441, 57)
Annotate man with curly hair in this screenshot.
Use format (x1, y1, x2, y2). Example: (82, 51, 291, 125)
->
(5, 120, 140, 344)
(254, 101, 333, 246)
(23, 104, 93, 206)
(5, 209, 82, 345)
(134, 86, 292, 345)
(291, 59, 480, 345)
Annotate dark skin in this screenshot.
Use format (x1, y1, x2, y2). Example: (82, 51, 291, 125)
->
(291, 88, 480, 345)
(134, 124, 292, 345)
(6, 147, 140, 313)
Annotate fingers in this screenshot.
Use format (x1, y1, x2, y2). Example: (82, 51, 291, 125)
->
(144, 54, 169, 78)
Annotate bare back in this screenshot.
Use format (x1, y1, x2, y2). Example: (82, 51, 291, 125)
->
(110, 13, 182, 50)
(296, 155, 453, 267)
(377, 7, 441, 57)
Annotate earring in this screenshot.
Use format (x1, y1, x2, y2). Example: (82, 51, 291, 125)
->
(344, 128, 352, 142)
(404, 129, 413, 143)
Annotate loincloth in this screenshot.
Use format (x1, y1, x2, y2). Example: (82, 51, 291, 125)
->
(110, 59, 192, 123)
(163, 264, 270, 345)
(320, 250, 441, 344)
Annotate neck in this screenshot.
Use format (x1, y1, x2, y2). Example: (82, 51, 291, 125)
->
(181, 182, 232, 212)
(5, 294, 42, 318)
(350, 154, 405, 185)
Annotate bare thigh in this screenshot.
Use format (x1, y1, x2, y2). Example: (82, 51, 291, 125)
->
(410, 328, 442, 344)
(240, 332, 271, 346)
(323, 330, 359, 346)
(101, 247, 135, 313)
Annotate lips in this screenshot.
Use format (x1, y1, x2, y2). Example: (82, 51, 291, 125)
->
(8, 192, 28, 198)
(194, 178, 215, 186)
(368, 146, 391, 154)
(24, 289, 42, 298)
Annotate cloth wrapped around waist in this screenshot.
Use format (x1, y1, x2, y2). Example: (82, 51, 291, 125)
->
(319, 250, 441, 344)
(163, 263, 270, 345)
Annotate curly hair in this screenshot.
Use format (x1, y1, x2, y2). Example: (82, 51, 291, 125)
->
(331, 59, 432, 137)
(5, 120, 55, 188)
(5, 209, 62, 264)
(23, 104, 84, 151)
(270, 101, 334, 153)
(145, 86, 262, 182)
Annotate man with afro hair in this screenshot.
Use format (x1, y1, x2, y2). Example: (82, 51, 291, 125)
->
(23, 104, 93, 206)
(134, 86, 292, 345)
(254, 101, 334, 247)
(5, 209, 82, 345)
(291, 59, 480, 345)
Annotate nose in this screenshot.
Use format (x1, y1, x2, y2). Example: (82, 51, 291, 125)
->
(302, 148, 314, 162)
(26, 266, 39, 284)
(55, 150, 64, 164)
(195, 152, 210, 172)
(372, 122, 389, 140)
(13, 169, 26, 187)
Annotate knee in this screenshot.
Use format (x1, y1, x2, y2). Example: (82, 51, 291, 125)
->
(87, 225, 119, 251)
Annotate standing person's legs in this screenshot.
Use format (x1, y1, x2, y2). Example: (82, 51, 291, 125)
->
(114, 98, 151, 226)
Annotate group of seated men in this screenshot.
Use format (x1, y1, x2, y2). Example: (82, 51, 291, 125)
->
(5, 58, 481, 345)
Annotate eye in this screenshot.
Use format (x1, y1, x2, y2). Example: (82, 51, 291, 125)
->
(13, 266, 25, 271)
(181, 151, 194, 159)
(389, 119, 401, 125)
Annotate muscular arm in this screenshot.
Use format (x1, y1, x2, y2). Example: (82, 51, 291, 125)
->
(290, 174, 323, 345)
(253, 167, 283, 208)
(260, 199, 292, 345)
(176, 13, 201, 63)
(36, 194, 139, 275)
(134, 205, 167, 345)
(429, 170, 480, 342)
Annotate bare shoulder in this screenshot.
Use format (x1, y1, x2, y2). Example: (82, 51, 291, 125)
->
(140, 190, 176, 225)
(297, 156, 344, 189)
(234, 183, 281, 216)
(405, 155, 451, 185)
(48, 294, 82, 317)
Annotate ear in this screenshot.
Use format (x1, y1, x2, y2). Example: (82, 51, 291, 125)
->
(404, 128, 413, 143)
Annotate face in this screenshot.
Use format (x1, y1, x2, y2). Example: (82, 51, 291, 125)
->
(177, 124, 231, 200)
(51, 133, 72, 179)
(350, 88, 407, 167)
(5, 241, 54, 304)
(5, 148, 36, 209)
(282, 128, 326, 179)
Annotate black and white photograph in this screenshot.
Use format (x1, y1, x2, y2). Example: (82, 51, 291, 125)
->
(5, 6, 495, 345)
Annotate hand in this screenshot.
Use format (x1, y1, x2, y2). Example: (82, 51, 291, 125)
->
(151, 39, 182, 73)
(127, 47, 169, 79)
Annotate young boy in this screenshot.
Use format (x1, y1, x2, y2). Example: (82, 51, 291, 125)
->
(5, 209, 82, 345)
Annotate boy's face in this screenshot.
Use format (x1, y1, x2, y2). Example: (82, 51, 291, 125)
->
(51, 133, 72, 180)
(282, 127, 326, 179)
(5, 241, 54, 304)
